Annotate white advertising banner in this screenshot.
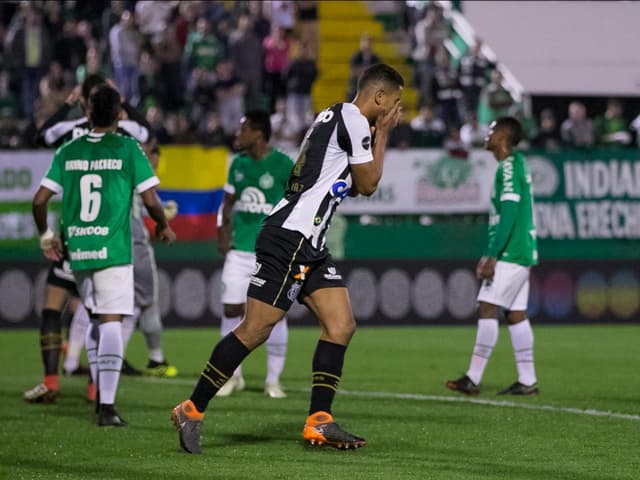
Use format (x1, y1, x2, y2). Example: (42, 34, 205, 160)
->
(0, 150, 54, 201)
(339, 149, 497, 214)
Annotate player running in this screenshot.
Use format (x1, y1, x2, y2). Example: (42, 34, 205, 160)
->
(446, 116, 539, 396)
(33, 85, 175, 426)
(172, 63, 403, 453)
(216, 110, 293, 399)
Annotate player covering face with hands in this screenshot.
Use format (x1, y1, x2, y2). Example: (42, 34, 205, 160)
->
(172, 63, 403, 453)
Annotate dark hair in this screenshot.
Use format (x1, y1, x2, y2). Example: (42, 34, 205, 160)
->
(88, 84, 121, 127)
(243, 110, 271, 142)
(81, 73, 106, 101)
(357, 63, 404, 92)
(495, 116, 524, 147)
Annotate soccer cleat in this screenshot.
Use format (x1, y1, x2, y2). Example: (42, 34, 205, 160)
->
(171, 400, 204, 454)
(445, 375, 480, 396)
(215, 374, 245, 397)
(24, 383, 59, 403)
(145, 360, 178, 378)
(121, 358, 142, 376)
(97, 404, 128, 427)
(86, 382, 97, 402)
(498, 381, 540, 396)
(303, 411, 366, 449)
(264, 382, 287, 399)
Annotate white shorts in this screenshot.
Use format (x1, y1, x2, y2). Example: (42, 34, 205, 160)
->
(477, 261, 530, 311)
(221, 250, 257, 305)
(74, 264, 135, 316)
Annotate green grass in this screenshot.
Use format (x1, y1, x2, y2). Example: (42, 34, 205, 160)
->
(1, 326, 638, 480)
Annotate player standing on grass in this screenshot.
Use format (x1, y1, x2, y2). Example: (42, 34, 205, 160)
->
(216, 111, 293, 399)
(32, 85, 175, 426)
(172, 63, 403, 453)
(446, 116, 539, 396)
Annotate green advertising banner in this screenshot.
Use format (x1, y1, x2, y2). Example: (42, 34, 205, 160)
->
(530, 149, 640, 241)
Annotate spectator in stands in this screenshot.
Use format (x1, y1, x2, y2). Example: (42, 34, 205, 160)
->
(184, 17, 224, 77)
(135, 0, 175, 45)
(76, 47, 107, 84)
(229, 12, 264, 110)
(213, 58, 246, 138)
(284, 41, 318, 138)
(594, 99, 631, 147)
(410, 103, 446, 147)
(431, 50, 463, 128)
(37, 61, 70, 117)
(412, 4, 448, 107)
(270, 97, 297, 148)
(5, 5, 52, 118)
(249, 1, 272, 42)
(151, 21, 184, 111)
(630, 112, 640, 148)
(458, 39, 493, 118)
(262, 25, 291, 112)
(477, 69, 513, 126)
(214, 15, 233, 53)
(109, 10, 142, 105)
(146, 105, 171, 144)
(0, 70, 18, 120)
(271, 1, 296, 32)
(460, 113, 489, 149)
(53, 18, 86, 74)
(444, 125, 468, 159)
(198, 111, 227, 147)
(166, 111, 197, 144)
(347, 33, 381, 101)
(187, 67, 216, 129)
(138, 51, 164, 111)
(531, 109, 561, 150)
(295, 1, 319, 59)
(560, 101, 594, 147)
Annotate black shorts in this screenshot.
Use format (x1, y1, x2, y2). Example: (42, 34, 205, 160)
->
(46, 248, 79, 297)
(247, 226, 346, 311)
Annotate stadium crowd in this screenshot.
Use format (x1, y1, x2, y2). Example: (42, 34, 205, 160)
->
(0, 0, 639, 153)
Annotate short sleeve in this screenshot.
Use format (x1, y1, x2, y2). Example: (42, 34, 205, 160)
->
(41, 149, 64, 194)
(499, 157, 522, 203)
(224, 157, 239, 195)
(340, 107, 373, 165)
(131, 141, 159, 193)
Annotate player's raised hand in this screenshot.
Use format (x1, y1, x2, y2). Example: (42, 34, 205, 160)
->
(156, 224, 176, 244)
(65, 85, 82, 106)
(375, 102, 402, 134)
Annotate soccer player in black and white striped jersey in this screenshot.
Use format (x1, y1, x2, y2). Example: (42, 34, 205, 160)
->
(173, 64, 404, 453)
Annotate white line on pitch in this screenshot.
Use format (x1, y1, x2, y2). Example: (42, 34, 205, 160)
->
(135, 377, 640, 422)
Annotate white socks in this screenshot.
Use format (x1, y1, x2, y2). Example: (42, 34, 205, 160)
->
(121, 308, 139, 350)
(85, 320, 99, 384)
(265, 317, 288, 384)
(509, 319, 537, 386)
(221, 314, 243, 377)
(98, 322, 124, 405)
(63, 304, 90, 374)
(466, 319, 499, 385)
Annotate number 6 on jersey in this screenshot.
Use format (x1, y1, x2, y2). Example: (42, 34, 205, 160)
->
(80, 174, 102, 222)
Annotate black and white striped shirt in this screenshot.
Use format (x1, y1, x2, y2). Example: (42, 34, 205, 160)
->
(266, 103, 373, 250)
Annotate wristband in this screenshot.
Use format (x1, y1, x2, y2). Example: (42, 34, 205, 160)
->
(39, 228, 55, 250)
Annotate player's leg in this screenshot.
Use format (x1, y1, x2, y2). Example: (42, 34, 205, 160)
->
(24, 281, 68, 403)
(216, 250, 257, 395)
(77, 265, 134, 426)
(62, 297, 90, 375)
(172, 297, 283, 453)
(446, 300, 499, 395)
(500, 269, 538, 395)
(301, 286, 365, 449)
(264, 316, 288, 398)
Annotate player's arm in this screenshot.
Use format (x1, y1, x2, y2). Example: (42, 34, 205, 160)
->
(140, 188, 175, 244)
(32, 187, 63, 261)
(217, 192, 236, 256)
(38, 86, 81, 146)
(350, 103, 401, 196)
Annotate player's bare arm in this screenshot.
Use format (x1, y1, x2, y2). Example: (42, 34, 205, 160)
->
(350, 102, 401, 196)
(32, 186, 63, 261)
(476, 256, 497, 280)
(141, 188, 176, 244)
(217, 192, 236, 255)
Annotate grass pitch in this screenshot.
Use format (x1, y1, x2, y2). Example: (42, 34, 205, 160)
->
(1, 325, 638, 480)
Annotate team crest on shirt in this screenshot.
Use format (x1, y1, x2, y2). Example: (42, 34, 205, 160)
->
(259, 173, 274, 189)
(362, 136, 371, 150)
(234, 171, 245, 182)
